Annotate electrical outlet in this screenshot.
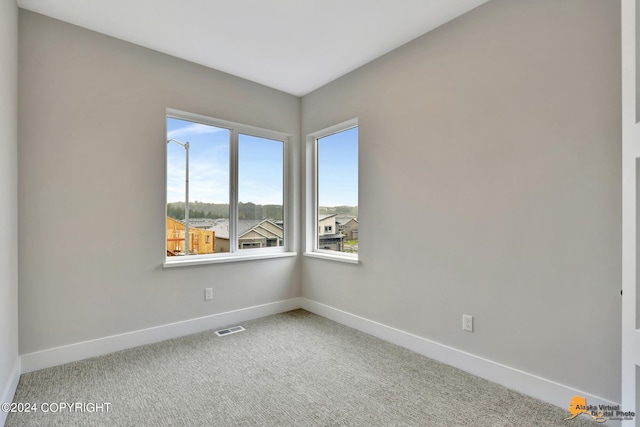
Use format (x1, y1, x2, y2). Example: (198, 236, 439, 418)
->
(462, 314, 473, 332)
(205, 288, 213, 301)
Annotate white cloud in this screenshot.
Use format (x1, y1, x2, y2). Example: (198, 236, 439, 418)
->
(167, 122, 226, 141)
(167, 154, 229, 203)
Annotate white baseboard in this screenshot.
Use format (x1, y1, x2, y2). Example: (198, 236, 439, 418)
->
(21, 298, 302, 374)
(299, 298, 619, 413)
(1, 356, 21, 427)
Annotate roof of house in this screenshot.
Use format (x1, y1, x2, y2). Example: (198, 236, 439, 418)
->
(318, 214, 337, 221)
(336, 215, 358, 225)
(207, 219, 282, 240)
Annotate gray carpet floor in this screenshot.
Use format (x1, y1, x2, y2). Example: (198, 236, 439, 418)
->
(6, 309, 604, 426)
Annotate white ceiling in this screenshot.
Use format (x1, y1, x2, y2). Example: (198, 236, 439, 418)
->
(17, 0, 490, 96)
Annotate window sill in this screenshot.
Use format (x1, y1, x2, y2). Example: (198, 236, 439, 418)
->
(163, 251, 297, 268)
(303, 251, 359, 264)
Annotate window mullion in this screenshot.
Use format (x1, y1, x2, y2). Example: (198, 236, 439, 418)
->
(229, 129, 239, 253)
(313, 138, 319, 252)
(282, 138, 289, 252)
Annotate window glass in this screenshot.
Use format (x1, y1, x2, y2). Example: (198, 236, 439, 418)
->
(167, 117, 230, 256)
(238, 134, 284, 250)
(317, 126, 358, 254)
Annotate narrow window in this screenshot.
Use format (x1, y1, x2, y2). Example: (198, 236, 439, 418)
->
(308, 120, 358, 260)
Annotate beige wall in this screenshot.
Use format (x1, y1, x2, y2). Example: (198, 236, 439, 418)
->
(0, 0, 19, 410)
(0, 0, 18, 412)
(18, 10, 301, 354)
(302, 0, 621, 402)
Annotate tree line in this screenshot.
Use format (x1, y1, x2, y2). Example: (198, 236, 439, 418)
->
(319, 205, 358, 217)
(167, 201, 284, 221)
(168, 201, 358, 221)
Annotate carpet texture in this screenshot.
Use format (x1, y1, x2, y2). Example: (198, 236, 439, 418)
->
(6, 310, 604, 426)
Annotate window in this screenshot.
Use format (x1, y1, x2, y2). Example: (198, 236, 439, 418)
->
(305, 119, 358, 263)
(241, 242, 262, 249)
(165, 109, 290, 265)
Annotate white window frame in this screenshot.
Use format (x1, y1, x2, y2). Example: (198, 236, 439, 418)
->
(164, 108, 295, 268)
(304, 118, 359, 264)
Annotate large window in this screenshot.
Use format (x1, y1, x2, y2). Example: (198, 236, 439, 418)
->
(165, 110, 289, 265)
(306, 119, 358, 262)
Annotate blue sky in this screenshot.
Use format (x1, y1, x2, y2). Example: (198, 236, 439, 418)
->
(167, 118, 358, 207)
(167, 118, 230, 204)
(238, 133, 283, 205)
(318, 126, 358, 207)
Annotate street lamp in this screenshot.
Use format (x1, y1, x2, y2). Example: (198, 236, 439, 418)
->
(167, 138, 190, 255)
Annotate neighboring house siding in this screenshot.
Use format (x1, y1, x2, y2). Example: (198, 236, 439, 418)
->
(208, 218, 283, 251)
(318, 215, 337, 236)
(318, 214, 344, 251)
(215, 237, 230, 253)
(337, 217, 358, 240)
(240, 220, 283, 248)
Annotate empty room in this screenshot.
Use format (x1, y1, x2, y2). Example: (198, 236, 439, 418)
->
(1, 0, 636, 425)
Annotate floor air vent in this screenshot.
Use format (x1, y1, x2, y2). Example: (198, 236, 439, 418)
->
(215, 326, 245, 337)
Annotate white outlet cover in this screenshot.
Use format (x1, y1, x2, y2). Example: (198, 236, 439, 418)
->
(463, 314, 473, 332)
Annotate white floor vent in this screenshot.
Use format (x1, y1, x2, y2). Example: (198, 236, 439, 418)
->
(215, 326, 245, 337)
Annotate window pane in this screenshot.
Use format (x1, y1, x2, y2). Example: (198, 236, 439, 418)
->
(238, 134, 284, 250)
(166, 117, 230, 256)
(317, 127, 358, 253)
